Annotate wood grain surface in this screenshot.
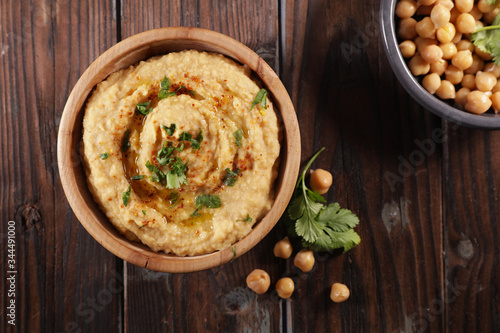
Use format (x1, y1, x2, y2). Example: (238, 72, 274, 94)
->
(1, 0, 499, 332)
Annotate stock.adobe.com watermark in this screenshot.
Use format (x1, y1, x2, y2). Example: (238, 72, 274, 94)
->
(6, 220, 17, 326)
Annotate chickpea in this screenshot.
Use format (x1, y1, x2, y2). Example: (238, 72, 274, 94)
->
(483, 63, 500, 78)
(484, 8, 500, 24)
(440, 42, 458, 60)
(416, 17, 437, 39)
(435, 0, 454, 11)
(310, 168, 333, 194)
(398, 18, 418, 40)
(421, 45, 443, 64)
(422, 73, 442, 94)
(416, 5, 433, 16)
(469, 6, 484, 21)
(445, 65, 464, 85)
(456, 39, 474, 52)
(276, 278, 295, 299)
(450, 7, 461, 23)
(462, 74, 477, 90)
(465, 90, 492, 114)
(475, 45, 494, 61)
(330, 283, 350, 303)
(294, 249, 315, 273)
(456, 13, 476, 34)
(452, 50, 473, 70)
(477, 0, 497, 14)
(246, 269, 271, 294)
(455, 0, 474, 13)
(418, 0, 436, 5)
(396, 0, 418, 19)
(273, 237, 293, 259)
(455, 87, 471, 108)
(430, 58, 448, 76)
(475, 71, 497, 92)
(414, 37, 438, 53)
(436, 22, 455, 43)
(464, 55, 484, 74)
(431, 4, 451, 28)
(491, 92, 500, 113)
(436, 80, 456, 99)
(493, 81, 500, 93)
(399, 40, 416, 58)
(452, 31, 463, 44)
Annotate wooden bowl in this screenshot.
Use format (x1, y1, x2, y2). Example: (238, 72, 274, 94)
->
(57, 27, 301, 273)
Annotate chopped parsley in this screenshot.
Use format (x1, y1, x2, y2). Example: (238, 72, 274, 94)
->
(239, 214, 252, 223)
(157, 142, 184, 166)
(179, 130, 203, 150)
(131, 175, 145, 180)
(191, 194, 222, 217)
(139, 224, 145, 229)
(161, 123, 176, 136)
(233, 129, 243, 146)
(158, 77, 176, 100)
(121, 130, 131, 152)
(169, 191, 180, 206)
(122, 186, 131, 207)
(146, 158, 188, 190)
(142, 210, 146, 215)
(223, 168, 241, 186)
(100, 152, 109, 160)
(250, 88, 268, 110)
(136, 101, 153, 115)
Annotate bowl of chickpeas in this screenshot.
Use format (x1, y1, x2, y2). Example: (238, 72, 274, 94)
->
(381, 0, 500, 129)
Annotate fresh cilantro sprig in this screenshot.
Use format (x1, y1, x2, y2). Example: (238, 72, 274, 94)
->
(146, 158, 188, 189)
(191, 194, 222, 217)
(287, 148, 361, 253)
(250, 88, 268, 110)
(470, 11, 500, 65)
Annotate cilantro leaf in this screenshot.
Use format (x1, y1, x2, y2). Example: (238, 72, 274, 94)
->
(100, 152, 109, 160)
(179, 130, 203, 150)
(157, 142, 184, 166)
(191, 194, 221, 216)
(223, 168, 240, 186)
(142, 210, 146, 215)
(165, 157, 188, 189)
(286, 147, 361, 253)
(250, 88, 268, 110)
(122, 186, 131, 206)
(243, 214, 252, 223)
(158, 77, 175, 100)
(233, 129, 243, 146)
(470, 12, 500, 65)
(131, 175, 145, 180)
(136, 101, 153, 115)
(161, 124, 176, 136)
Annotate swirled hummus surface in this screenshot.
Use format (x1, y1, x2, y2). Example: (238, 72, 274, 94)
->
(82, 50, 280, 256)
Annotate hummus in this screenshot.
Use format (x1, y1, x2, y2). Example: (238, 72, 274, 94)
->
(82, 50, 280, 256)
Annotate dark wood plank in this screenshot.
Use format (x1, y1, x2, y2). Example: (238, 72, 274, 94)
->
(0, 0, 123, 332)
(120, 1, 282, 332)
(282, 0, 445, 331)
(443, 126, 500, 333)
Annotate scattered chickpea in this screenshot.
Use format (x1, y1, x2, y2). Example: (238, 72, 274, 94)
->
(309, 168, 333, 195)
(396, 0, 418, 18)
(464, 55, 484, 75)
(294, 249, 315, 273)
(436, 22, 456, 44)
(430, 58, 448, 76)
(455, 0, 474, 14)
(399, 40, 416, 58)
(398, 18, 418, 40)
(330, 283, 350, 303)
(451, 50, 473, 71)
(409, 54, 431, 76)
(483, 62, 500, 78)
(439, 42, 457, 60)
(461, 74, 476, 90)
(455, 87, 471, 108)
(273, 237, 293, 259)
(276, 278, 295, 299)
(455, 13, 476, 34)
(475, 71, 497, 92)
(416, 17, 437, 39)
(246, 269, 271, 294)
(491, 92, 500, 113)
(430, 4, 451, 29)
(477, 0, 497, 14)
(445, 65, 464, 85)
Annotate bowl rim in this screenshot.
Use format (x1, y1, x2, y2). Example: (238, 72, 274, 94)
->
(380, 0, 500, 130)
(57, 27, 301, 273)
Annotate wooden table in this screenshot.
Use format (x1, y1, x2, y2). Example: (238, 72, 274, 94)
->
(1, 0, 499, 332)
